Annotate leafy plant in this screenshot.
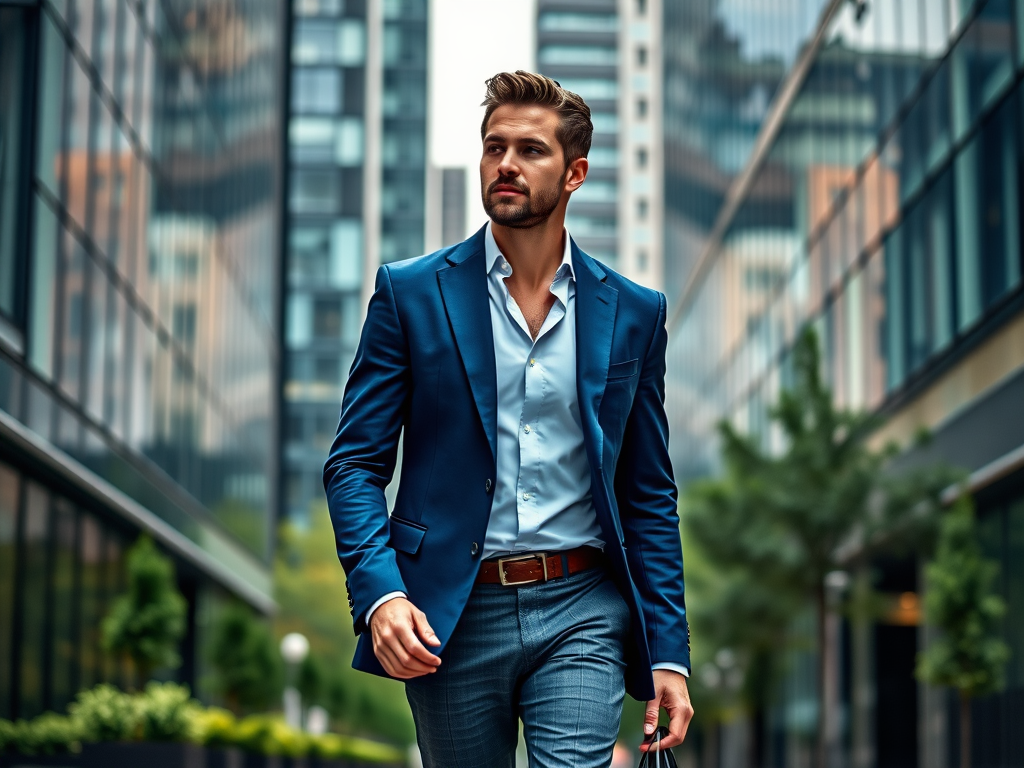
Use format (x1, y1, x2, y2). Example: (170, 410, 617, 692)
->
(210, 603, 283, 713)
(137, 682, 200, 741)
(191, 706, 238, 749)
(69, 684, 140, 742)
(228, 714, 308, 757)
(0, 714, 82, 755)
(297, 652, 324, 707)
(917, 495, 1010, 768)
(102, 536, 187, 684)
(684, 327, 953, 768)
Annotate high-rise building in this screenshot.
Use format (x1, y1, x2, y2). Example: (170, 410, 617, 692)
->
(663, 0, 1024, 765)
(536, 0, 662, 290)
(0, 0, 287, 718)
(284, 0, 429, 523)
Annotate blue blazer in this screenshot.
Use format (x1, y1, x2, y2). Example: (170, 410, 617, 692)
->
(323, 226, 689, 701)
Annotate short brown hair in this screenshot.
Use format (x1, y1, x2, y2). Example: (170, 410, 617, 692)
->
(480, 71, 593, 166)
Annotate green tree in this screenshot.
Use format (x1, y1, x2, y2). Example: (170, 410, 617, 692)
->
(684, 328, 950, 768)
(275, 509, 415, 745)
(296, 653, 324, 708)
(210, 604, 284, 714)
(102, 536, 187, 685)
(916, 495, 1009, 768)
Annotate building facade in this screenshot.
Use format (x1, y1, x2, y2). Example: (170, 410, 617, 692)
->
(283, 0, 429, 524)
(664, 0, 1024, 765)
(536, 0, 662, 291)
(0, 0, 286, 718)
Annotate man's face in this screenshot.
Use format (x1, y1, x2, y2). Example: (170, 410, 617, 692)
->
(480, 104, 573, 229)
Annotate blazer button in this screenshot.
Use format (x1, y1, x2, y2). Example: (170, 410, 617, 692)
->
(470, 541, 480, 556)
(484, 478, 493, 493)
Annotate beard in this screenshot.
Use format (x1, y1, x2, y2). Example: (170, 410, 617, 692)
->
(482, 174, 563, 229)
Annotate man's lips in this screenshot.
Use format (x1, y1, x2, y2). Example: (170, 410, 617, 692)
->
(491, 185, 526, 196)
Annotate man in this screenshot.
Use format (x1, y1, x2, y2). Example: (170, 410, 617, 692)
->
(324, 71, 692, 767)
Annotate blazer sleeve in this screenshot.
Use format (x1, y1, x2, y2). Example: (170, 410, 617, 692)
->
(323, 265, 410, 634)
(614, 292, 691, 671)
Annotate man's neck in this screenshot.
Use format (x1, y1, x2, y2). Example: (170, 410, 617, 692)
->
(491, 216, 566, 291)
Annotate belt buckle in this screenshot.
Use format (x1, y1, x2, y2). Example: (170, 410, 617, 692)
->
(497, 553, 549, 586)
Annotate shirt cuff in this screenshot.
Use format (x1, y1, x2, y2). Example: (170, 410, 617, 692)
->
(365, 591, 407, 624)
(652, 662, 690, 678)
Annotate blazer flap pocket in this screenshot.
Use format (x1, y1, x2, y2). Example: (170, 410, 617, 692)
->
(607, 358, 639, 380)
(389, 515, 427, 555)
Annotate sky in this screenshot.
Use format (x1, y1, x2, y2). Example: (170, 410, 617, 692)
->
(428, 0, 537, 235)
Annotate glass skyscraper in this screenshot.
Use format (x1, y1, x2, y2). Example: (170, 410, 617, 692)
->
(664, 0, 1024, 765)
(0, 0, 286, 718)
(536, 0, 663, 290)
(284, 0, 429, 523)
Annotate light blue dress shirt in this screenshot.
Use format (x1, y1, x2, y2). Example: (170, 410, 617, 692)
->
(482, 223, 604, 559)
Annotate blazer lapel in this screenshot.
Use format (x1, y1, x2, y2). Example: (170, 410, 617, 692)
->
(572, 240, 618, 474)
(437, 227, 497, 461)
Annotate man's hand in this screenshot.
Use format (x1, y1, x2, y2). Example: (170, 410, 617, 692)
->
(369, 597, 442, 679)
(640, 670, 693, 752)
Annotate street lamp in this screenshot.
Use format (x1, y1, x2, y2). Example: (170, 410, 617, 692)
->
(280, 632, 309, 730)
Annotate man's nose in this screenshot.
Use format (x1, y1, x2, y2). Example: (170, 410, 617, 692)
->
(497, 149, 520, 177)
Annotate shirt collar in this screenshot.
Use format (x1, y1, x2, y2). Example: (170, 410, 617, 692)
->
(484, 222, 576, 283)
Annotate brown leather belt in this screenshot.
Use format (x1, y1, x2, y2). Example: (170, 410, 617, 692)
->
(476, 546, 605, 586)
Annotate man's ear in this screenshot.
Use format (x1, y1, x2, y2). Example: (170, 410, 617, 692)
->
(564, 157, 589, 193)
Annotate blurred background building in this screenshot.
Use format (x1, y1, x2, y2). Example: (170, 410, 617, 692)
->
(536, 0, 663, 290)
(283, 0, 429, 524)
(662, 0, 1024, 765)
(0, 0, 286, 719)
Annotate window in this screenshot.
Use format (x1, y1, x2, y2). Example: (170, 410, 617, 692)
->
(291, 68, 341, 114)
(292, 20, 339, 64)
(538, 46, 617, 66)
(637, 97, 648, 119)
(0, 8, 30, 325)
(636, 45, 648, 67)
(0, 462, 17, 719)
(538, 12, 617, 33)
(637, 198, 649, 220)
(636, 147, 648, 168)
(636, 0, 647, 16)
(587, 146, 619, 169)
(290, 169, 340, 214)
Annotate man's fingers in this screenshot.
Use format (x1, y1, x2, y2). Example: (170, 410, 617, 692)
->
(643, 698, 661, 736)
(375, 640, 437, 678)
(399, 624, 442, 666)
(656, 703, 693, 750)
(413, 609, 441, 647)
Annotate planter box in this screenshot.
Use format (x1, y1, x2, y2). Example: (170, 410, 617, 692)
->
(81, 742, 208, 767)
(1, 746, 401, 768)
(0, 756, 81, 768)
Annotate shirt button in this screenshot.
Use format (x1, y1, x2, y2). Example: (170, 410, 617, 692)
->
(470, 542, 479, 556)
(529, 358, 536, 367)
(522, 492, 531, 500)
(484, 478, 493, 493)
(523, 424, 531, 434)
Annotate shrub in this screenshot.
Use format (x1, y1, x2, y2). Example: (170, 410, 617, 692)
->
(0, 714, 82, 756)
(192, 707, 237, 749)
(103, 536, 187, 683)
(228, 714, 309, 757)
(137, 682, 199, 742)
(210, 604, 283, 713)
(309, 732, 404, 764)
(69, 684, 140, 742)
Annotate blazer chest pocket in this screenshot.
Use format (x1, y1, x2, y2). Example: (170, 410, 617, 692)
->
(389, 515, 427, 555)
(607, 358, 639, 381)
